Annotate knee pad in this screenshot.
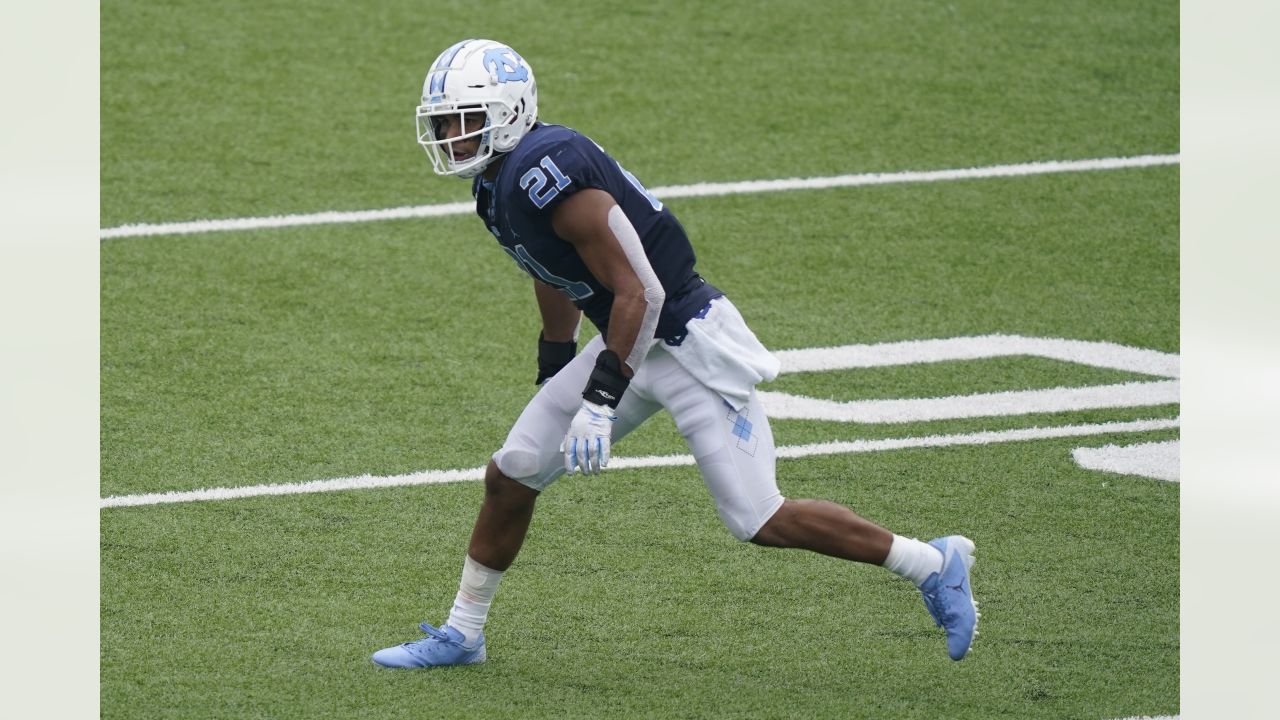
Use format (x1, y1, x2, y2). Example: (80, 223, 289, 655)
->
(713, 489, 768, 541)
(716, 489, 786, 542)
(720, 510, 760, 542)
(493, 447, 541, 481)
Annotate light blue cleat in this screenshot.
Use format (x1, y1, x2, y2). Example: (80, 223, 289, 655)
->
(371, 622, 486, 668)
(919, 535, 980, 660)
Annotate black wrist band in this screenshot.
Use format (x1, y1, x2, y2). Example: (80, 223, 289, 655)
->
(583, 349, 630, 409)
(536, 332, 577, 385)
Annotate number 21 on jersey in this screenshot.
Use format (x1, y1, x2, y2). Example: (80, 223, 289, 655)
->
(520, 156, 571, 209)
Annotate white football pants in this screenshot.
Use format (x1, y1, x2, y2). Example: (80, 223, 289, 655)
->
(492, 335, 785, 541)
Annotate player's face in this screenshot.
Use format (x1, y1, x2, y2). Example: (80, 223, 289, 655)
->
(434, 112, 487, 162)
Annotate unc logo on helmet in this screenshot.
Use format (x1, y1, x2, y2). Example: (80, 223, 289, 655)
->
(483, 48, 529, 83)
(416, 39, 539, 178)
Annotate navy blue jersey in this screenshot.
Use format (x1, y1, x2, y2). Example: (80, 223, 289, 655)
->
(472, 123, 721, 342)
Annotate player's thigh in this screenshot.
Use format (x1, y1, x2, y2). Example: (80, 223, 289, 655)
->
(645, 353, 784, 540)
(492, 339, 598, 488)
(493, 336, 660, 489)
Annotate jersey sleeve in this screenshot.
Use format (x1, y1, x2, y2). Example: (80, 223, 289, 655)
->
(506, 134, 614, 218)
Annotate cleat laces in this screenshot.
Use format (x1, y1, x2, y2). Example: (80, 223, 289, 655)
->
(402, 623, 463, 654)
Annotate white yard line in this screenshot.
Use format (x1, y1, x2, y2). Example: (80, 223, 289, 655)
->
(1073, 440, 1180, 482)
(774, 334, 1179, 378)
(100, 417, 1179, 508)
(759, 380, 1179, 423)
(99, 153, 1180, 240)
(762, 334, 1179, 422)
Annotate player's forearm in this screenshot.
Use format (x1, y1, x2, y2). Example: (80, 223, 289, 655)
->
(550, 192, 665, 375)
(603, 206, 664, 374)
(534, 280, 581, 342)
(602, 286, 651, 378)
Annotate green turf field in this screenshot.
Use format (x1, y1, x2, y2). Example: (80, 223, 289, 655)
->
(101, 1, 1179, 717)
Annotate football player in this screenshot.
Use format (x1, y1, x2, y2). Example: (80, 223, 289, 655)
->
(373, 39, 979, 667)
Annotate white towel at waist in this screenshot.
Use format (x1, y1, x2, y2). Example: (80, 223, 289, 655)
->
(661, 296, 780, 412)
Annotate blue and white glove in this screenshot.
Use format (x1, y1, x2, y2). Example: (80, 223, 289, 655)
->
(562, 400, 617, 475)
(564, 348, 630, 475)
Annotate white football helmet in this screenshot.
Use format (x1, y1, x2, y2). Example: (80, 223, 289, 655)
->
(416, 39, 539, 178)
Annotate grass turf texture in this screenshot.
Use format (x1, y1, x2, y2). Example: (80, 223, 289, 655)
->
(102, 0, 1178, 716)
(101, 0, 1176, 227)
(101, 168, 1176, 496)
(103, 442, 1177, 719)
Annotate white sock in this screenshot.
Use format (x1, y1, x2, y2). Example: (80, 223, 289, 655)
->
(446, 555, 504, 645)
(883, 535, 944, 587)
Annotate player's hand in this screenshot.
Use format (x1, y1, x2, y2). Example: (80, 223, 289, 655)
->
(561, 400, 616, 475)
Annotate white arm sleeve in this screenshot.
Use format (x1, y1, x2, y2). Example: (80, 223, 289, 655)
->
(606, 204, 665, 372)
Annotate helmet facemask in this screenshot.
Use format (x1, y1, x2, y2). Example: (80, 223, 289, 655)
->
(417, 102, 508, 178)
